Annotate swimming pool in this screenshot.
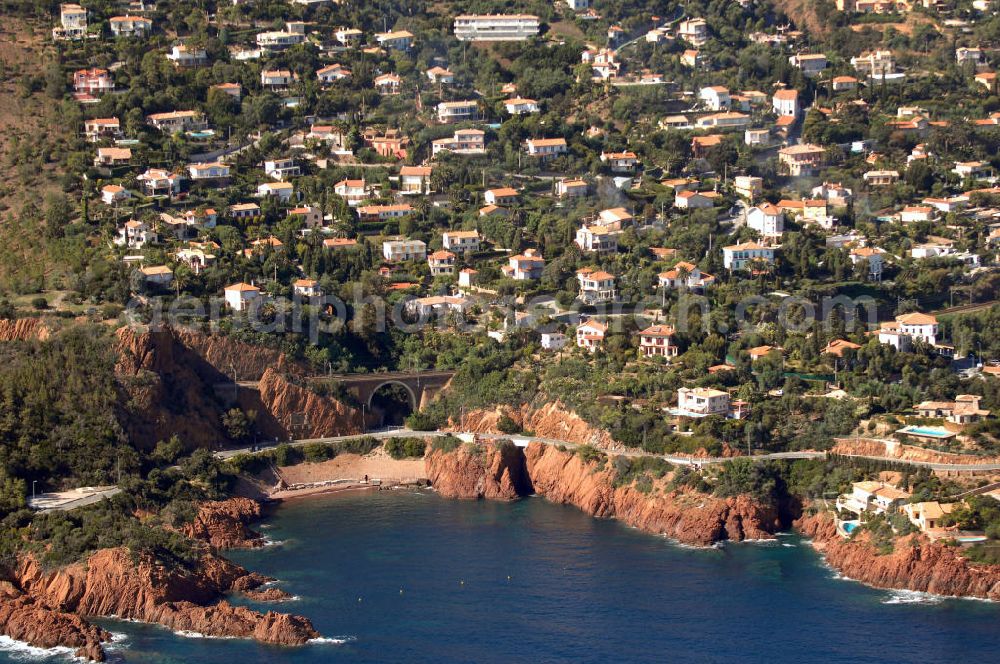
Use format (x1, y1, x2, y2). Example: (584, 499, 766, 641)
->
(843, 522, 858, 534)
(187, 130, 215, 139)
(896, 425, 954, 439)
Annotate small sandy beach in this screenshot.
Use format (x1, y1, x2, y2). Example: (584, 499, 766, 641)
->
(268, 449, 427, 500)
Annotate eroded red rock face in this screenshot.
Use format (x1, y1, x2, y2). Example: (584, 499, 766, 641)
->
(450, 402, 616, 448)
(1, 496, 319, 660)
(425, 441, 782, 546)
(797, 511, 1000, 600)
(114, 326, 362, 446)
(425, 441, 527, 501)
(255, 367, 363, 439)
(182, 497, 266, 549)
(3, 547, 318, 660)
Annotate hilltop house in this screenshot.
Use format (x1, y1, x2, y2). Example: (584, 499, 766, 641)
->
(915, 395, 990, 424)
(576, 268, 617, 305)
(317, 63, 352, 83)
(525, 138, 567, 159)
(374, 73, 402, 94)
(224, 283, 262, 312)
(357, 204, 413, 222)
(575, 225, 618, 254)
(772, 89, 800, 117)
(437, 100, 479, 123)
(400, 166, 433, 195)
(836, 481, 911, 516)
(427, 250, 456, 276)
(484, 187, 519, 207)
(147, 110, 202, 133)
(678, 18, 708, 46)
(426, 66, 455, 84)
(375, 30, 414, 51)
(658, 262, 715, 291)
(453, 14, 539, 41)
(504, 250, 544, 280)
(504, 98, 540, 115)
(264, 157, 300, 180)
(557, 179, 589, 198)
(110, 15, 152, 37)
(778, 144, 824, 176)
(675, 388, 731, 417)
(432, 129, 486, 156)
(166, 44, 207, 67)
(789, 53, 827, 77)
(600, 151, 639, 172)
(877, 312, 938, 351)
(101, 184, 130, 205)
(382, 239, 427, 262)
(84, 117, 121, 142)
(699, 86, 731, 111)
(903, 502, 959, 533)
(638, 325, 678, 359)
(333, 179, 369, 206)
(137, 168, 181, 196)
(442, 230, 480, 253)
(576, 319, 607, 352)
(746, 203, 784, 237)
(723, 242, 777, 270)
(94, 147, 131, 167)
(114, 219, 157, 248)
(73, 68, 113, 95)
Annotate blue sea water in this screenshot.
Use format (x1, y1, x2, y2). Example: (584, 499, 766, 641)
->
(4, 491, 1000, 663)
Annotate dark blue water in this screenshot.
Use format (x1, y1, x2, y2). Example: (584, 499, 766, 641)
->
(4, 491, 1000, 663)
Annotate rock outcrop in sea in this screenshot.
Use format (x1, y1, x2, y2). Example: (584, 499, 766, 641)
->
(182, 497, 267, 549)
(0, 498, 318, 660)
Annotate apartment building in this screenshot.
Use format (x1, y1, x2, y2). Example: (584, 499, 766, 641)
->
(454, 14, 540, 41)
(437, 100, 479, 123)
(382, 239, 427, 262)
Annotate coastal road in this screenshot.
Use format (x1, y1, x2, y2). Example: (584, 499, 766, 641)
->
(214, 432, 1000, 473)
(28, 486, 122, 513)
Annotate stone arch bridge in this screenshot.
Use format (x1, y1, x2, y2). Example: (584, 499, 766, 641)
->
(308, 370, 455, 411)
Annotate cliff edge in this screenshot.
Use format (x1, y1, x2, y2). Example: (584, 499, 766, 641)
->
(425, 441, 783, 546)
(797, 511, 1000, 600)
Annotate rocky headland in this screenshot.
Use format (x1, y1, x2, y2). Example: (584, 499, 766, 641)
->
(797, 511, 1000, 601)
(0, 498, 318, 661)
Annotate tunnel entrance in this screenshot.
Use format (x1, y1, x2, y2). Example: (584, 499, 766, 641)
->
(368, 381, 416, 428)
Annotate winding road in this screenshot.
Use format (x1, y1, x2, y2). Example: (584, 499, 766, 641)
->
(214, 429, 1000, 472)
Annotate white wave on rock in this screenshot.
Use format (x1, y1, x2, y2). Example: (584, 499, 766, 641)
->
(882, 589, 945, 605)
(308, 636, 357, 645)
(0, 635, 79, 662)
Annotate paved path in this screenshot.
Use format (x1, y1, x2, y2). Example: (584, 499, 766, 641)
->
(29, 487, 122, 512)
(214, 431, 1000, 472)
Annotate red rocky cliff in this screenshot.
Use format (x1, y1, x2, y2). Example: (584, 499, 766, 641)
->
(0, 594, 109, 661)
(425, 441, 781, 545)
(255, 368, 363, 439)
(7, 547, 318, 660)
(450, 402, 616, 448)
(523, 443, 779, 545)
(798, 511, 1000, 600)
(425, 441, 528, 501)
(182, 497, 265, 549)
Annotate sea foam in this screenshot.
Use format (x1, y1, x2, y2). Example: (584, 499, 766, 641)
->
(882, 590, 945, 605)
(0, 635, 80, 661)
(308, 636, 356, 645)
